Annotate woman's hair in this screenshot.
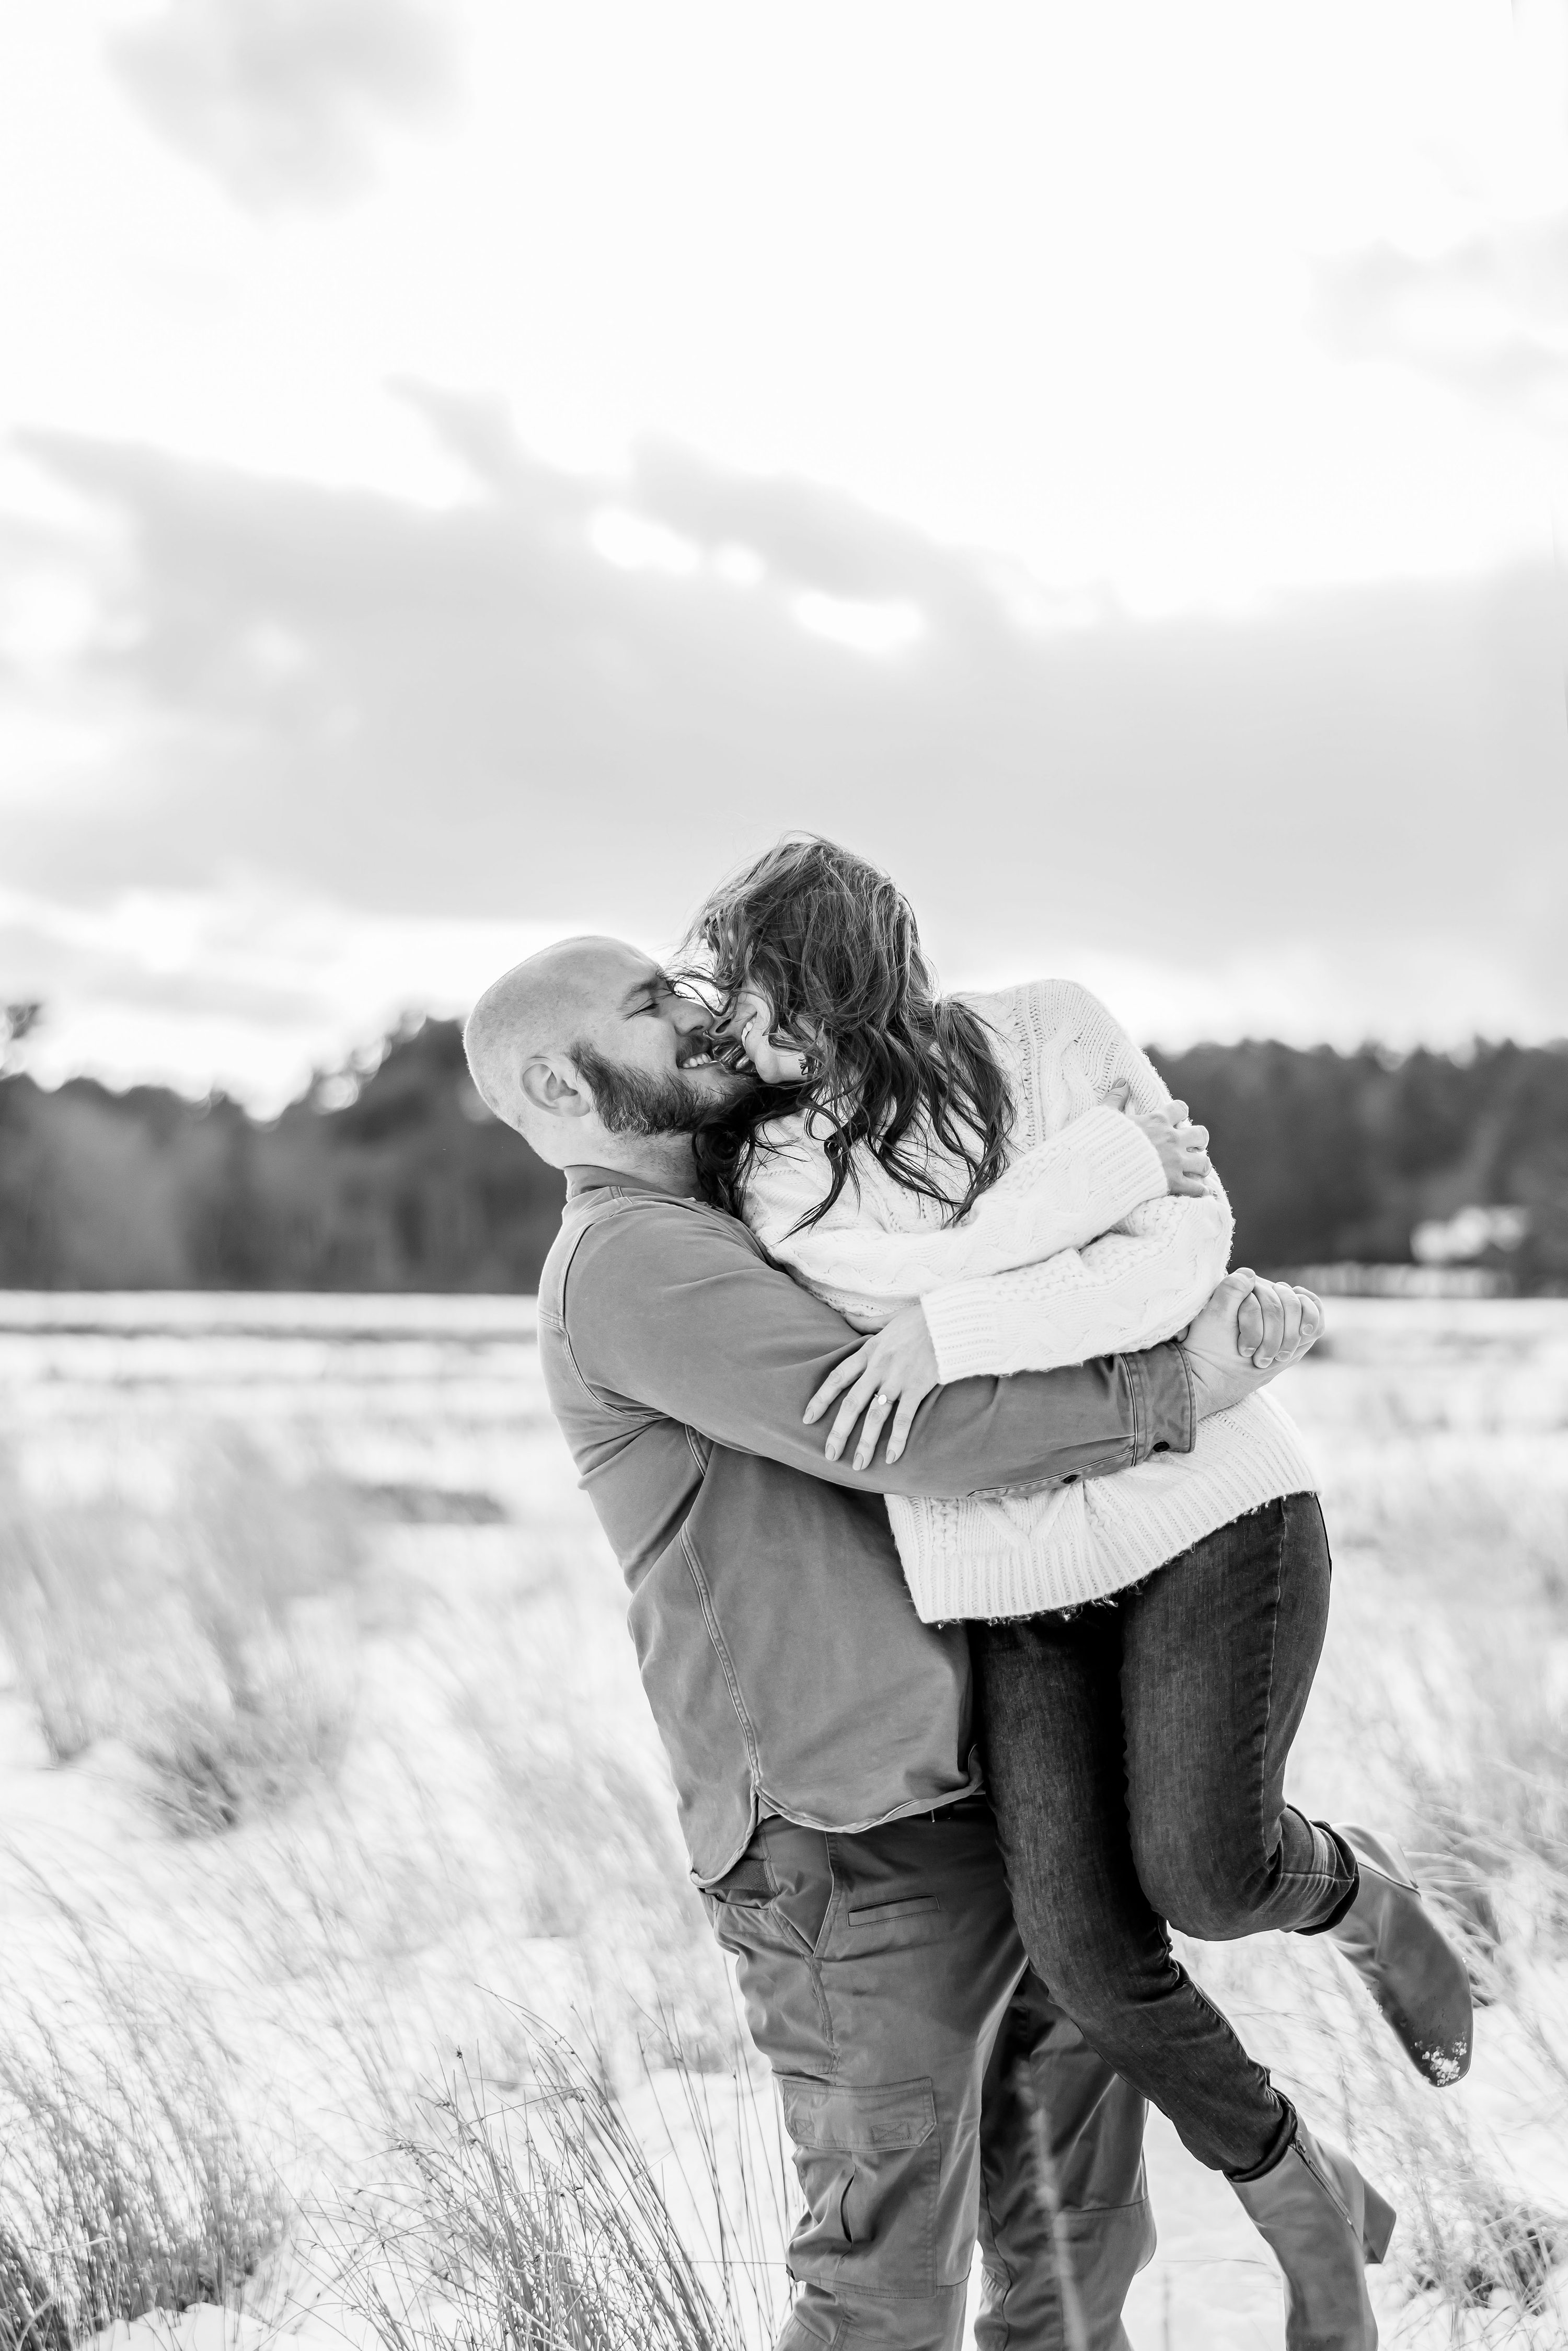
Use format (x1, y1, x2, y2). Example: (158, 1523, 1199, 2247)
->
(685, 835, 1013, 1229)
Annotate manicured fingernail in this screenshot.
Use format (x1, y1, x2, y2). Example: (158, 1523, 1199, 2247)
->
(825, 1442, 839, 1460)
(887, 1446, 902, 1464)
(854, 1451, 869, 1470)
(802, 1406, 817, 1423)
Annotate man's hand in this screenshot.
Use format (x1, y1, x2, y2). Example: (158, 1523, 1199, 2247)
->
(1108, 1082, 1212, 1198)
(1234, 1277, 1324, 1369)
(1182, 1269, 1325, 1419)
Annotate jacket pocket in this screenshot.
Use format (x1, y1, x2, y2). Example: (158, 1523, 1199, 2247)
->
(777, 2077, 939, 2301)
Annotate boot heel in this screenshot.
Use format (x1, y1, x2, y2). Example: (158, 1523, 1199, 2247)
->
(1361, 2182, 1397, 2265)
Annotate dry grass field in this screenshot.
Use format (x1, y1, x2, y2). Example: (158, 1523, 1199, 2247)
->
(1, 1292, 1564, 2350)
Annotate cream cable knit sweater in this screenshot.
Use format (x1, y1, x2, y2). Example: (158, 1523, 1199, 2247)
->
(741, 977, 1317, 1623)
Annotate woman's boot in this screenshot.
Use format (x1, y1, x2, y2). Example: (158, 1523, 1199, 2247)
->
(1328, 1824, 1474, 2086)
(1230, 2120, 1395, 2350)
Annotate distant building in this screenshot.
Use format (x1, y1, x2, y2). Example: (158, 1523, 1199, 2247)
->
(1410, 1205, 1530, 1267)
(1291, 1263, 1509, 1299)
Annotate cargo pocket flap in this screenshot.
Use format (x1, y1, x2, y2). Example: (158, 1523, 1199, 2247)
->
(779, 2076, 937, 2153)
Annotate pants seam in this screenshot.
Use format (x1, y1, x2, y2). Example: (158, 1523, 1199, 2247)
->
(818, 1832, 843, 2079)
(976, 2138, 1019, 2337)
(1258, 1498, 1285, 1895)
(1058, 2194, 1154, 2217)
(1160, 1926, 1287, 2169)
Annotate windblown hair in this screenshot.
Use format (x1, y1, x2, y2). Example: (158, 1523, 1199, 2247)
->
(685, 836, 1013, 1229)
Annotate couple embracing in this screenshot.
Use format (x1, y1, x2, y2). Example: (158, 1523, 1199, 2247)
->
(464, 836, 1471, 2351)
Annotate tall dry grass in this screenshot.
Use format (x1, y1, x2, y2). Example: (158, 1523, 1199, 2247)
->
(1180, 1452, 1568, 2338)
(1325, 1465, 1568, 1976)
(0, 1426, 790, 2345)
(2, 1392, 1565, 2345)
(333, 2024, 790, 2351)
(446, 1596, 728, 2073)
(0, 1928, 286, 2344)
(0, 1431, 361, 1831)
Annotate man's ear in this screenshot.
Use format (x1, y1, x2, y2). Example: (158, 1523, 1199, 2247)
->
(519, 1053, 592, 1121)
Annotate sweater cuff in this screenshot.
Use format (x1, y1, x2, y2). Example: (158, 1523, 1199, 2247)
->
(1070, 1105, 1169, 1218)
(921, 1279, 1002, 1385)
(1122, 1340, 1195, 1462)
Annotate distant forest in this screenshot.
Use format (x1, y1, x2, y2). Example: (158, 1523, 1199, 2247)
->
(2, 1015, 1566, 1293)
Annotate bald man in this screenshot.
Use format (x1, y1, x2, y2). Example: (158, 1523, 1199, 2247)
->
(468, 937, 1317, 2351)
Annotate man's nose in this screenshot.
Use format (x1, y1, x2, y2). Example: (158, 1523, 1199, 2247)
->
(711, 990, 757, 1039)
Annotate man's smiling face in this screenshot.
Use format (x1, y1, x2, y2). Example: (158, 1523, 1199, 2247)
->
(569, 943, 756, 1136)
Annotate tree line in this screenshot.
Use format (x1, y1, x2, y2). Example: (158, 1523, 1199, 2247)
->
(2, 1015, 1565, 1292)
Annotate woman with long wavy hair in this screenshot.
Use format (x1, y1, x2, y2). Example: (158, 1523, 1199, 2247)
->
(685, 834, 1472, 2351)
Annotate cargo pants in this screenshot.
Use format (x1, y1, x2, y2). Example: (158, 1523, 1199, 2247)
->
(704, 1797, 1155, 2350)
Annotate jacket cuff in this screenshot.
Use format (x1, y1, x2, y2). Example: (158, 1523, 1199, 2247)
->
(1123, 1340, 1195, 1461)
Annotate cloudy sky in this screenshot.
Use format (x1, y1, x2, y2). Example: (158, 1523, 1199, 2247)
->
(2, 1, 1565, 1104)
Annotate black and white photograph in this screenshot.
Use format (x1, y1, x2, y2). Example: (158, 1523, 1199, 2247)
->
(1, 6, 1566, 2347)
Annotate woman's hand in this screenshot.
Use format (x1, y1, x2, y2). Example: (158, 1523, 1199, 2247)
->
(1108, 1081, 1211, 1198)
(803, 1300, 940, 1470)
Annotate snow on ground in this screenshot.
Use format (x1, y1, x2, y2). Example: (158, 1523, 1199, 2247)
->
(3, 1294, 1567, 2348)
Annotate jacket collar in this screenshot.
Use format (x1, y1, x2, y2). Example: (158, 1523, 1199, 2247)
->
(564, 1162, 702, 1202)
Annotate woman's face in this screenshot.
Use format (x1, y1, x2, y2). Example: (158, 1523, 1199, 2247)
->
(714, 985, 812, 1086)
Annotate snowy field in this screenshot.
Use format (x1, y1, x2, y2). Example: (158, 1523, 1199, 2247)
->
(1, 1293, 1566, 2349)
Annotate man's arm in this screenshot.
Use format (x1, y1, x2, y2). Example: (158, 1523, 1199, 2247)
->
(562, 1201, 1192, 1499)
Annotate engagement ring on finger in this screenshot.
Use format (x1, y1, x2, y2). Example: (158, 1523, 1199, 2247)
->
(872, 1392, 892, 1410)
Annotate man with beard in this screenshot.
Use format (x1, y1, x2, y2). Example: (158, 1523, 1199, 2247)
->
(465, 935, 1319, 2351)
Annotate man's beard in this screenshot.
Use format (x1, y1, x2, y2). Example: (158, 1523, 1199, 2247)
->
(573, 1041, 752, 1138)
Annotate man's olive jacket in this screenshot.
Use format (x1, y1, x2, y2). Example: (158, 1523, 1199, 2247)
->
(537, 1165, 1195, 1885)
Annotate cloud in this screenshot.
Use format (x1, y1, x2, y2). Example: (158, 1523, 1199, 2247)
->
(0, 907, 327, 1026)
(107, 0, 456, 213)
(1313, 216, 1568, 442)
(0, 882, 573, 1103)
(2, 398, 1565, 1090)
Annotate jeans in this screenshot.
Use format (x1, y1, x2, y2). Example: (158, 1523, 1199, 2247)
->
(974, 1493, 1357, 2181)
(705, 1799, 1155, 2349)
